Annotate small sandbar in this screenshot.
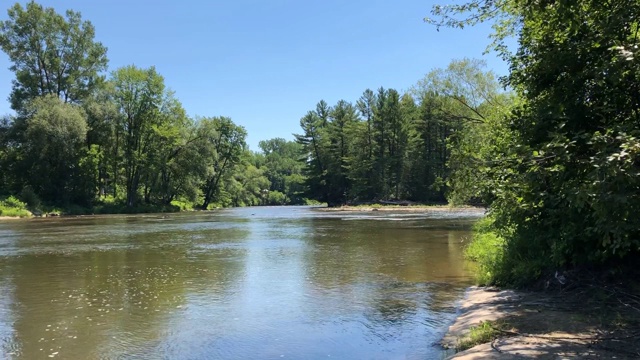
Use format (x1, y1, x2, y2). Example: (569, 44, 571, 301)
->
(0, 216, 30, 220)
(315, 205, 485, 213)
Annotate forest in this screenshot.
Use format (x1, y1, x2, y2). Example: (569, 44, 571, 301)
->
(0, 2, 308, 213)
(0, 1, 504, 213)
(294, 61, 511, 206)
(1, 0, 639, 285)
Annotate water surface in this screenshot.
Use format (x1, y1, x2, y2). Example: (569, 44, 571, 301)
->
(0, 206, 480, 359)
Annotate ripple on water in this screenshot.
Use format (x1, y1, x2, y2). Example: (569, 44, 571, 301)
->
(0, 207, 478, 359)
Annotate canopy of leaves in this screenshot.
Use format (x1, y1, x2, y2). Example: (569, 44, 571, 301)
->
(258, 138, 306, 204)
(0, 1, 108, 113)
(294, 60, 513, 207)
(429, 0, 640, 285)
(23, 95, 92, 204)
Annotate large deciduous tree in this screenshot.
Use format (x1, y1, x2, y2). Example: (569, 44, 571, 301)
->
(111, 65, 165, 207)
(413, 58, 513, 205)
(258, 138, 305, 204)
(198, 116, 247, 209)
(23, 95, 93, 204)
(0, 1, 108, 113)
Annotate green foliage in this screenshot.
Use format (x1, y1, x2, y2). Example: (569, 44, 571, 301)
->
(19, 186, 40, 209)
(425, 0, 519, 60)
(0, 195, 31, 217)
(258, 138, 306, 204)
(0, 1, 254, 213)
(23, 95, 93, 205)
(170, 199, 195, 211)
(111, 65, 166, 207)
(0, 207, 31, 217)
(197, 116, 248, 209)
(3, 195, 25, 209)
(295, 60, 511, 207)
(294, 103, 332, 204)
(413, 59, 514, 205)
(266, 191, 287, 205)
(432, 0, 640, 285)
(284, 173, 305, 204)
(223, 154, 270, 207)
(464, 218, 504, 285)
(303, 198, 325, 206)
(0, 1, 108, 113)
(495, 0, 640, 271)
(0, 2, 295, 213)
(0, 115, 12, 195)
(463, 215, 529, 286)
(455, 321, 502, 351)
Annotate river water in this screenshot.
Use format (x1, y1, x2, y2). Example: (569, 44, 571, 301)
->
(0, 206, 481, 359)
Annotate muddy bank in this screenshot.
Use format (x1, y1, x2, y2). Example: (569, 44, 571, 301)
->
(443, 286, 640, 359)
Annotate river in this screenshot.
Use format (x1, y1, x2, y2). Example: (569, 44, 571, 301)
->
(0, 206, 481, 359)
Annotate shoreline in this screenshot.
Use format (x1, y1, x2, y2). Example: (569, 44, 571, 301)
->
(0, 205, 487, 220)
(315, 205, 486, 213)
(0, 216, 30, 220)
(442, 286, 640, 359)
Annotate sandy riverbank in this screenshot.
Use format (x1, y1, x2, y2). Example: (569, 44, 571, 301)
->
(0, 216, 30, 220)
(315, 205, 486, 213)
(443, 286, 640, 359)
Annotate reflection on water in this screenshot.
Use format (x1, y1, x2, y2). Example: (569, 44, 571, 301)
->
(0, 206, 481, 359)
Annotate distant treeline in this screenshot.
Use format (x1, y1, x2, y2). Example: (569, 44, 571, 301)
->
(0, 1, 509, 212)
(294, 59, 512, 206)
(0, 1, 310, 211)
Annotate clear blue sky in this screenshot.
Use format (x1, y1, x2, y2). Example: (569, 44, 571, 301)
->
(0, 0, 508, 151)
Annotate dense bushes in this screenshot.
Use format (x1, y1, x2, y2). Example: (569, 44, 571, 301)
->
(0, 196, 31, 217)
(433, 0, 640, 285)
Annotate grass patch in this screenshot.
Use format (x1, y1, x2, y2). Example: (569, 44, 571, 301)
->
(464, 213, 564, 287)
(463, 216, 506, 285)
(456, 321, 503, 351)
(0, 206, 32, 217)
(0, 196, 32, 217)
(170, 200, 195, 211)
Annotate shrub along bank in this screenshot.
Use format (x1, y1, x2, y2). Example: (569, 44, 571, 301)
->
(428, 0, 640, 287)
(0, 196, 31, 217)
